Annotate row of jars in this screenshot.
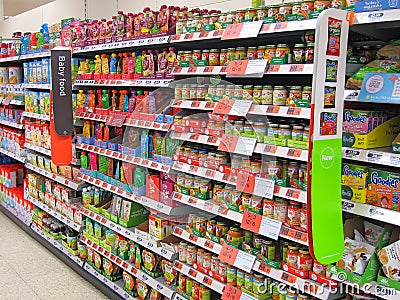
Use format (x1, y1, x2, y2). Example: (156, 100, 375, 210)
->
(177, 273, 211, 300)
(176, 1, 350, 35)
(177, 43, 314, 66)
(174, 84, 312, 107)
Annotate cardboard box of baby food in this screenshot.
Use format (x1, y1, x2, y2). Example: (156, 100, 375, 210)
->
(367, 169, 400, 211)
(329, 217, 392, 285)
(342, 163, 369, 203)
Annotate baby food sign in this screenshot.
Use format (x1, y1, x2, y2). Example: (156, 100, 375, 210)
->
(50, 47, 73, 165)
(307, 9, 349, 264)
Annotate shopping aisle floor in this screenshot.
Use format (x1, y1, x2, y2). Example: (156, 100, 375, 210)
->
(0, 212, 109, 300)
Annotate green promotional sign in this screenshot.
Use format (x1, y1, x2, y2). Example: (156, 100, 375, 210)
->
(310, 138, 344, 264)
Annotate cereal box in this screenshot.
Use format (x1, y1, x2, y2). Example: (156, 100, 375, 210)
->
(367, 169, 400, 211)
(342, 163, 369, 203)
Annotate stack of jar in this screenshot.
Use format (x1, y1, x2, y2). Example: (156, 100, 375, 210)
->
(177, 44, 314, 67)
(177, 273, 211, 300)
(174, 83, 312, 107)
(176, 172, 213, 200)
(267, 121, 310, 143)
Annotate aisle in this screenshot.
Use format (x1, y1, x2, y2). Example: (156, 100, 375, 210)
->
(0, 212, 109, 300)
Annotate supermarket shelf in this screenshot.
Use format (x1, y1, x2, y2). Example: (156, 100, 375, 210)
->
(170, 30, 224, 43)
(20, 83, 51, 89)
(173, 226, 222, 255)
(75, 111, 109, 122)
(172, 192, 308, 245)
(0, 56, 19, 63)
(172, 161, 236, 185)
(170, 131, 221, 147)
(19, 51, 50, 60)
(28, 195, 82, 231)
(259, 19, 317, 34)
(343, 89, 360, 102)
(274, 185, 307, 204)
(31, 223, 84, 267)
(10, 99, 25, 106)
(0, 119, 24, 129)
(254, 261, 338, 300)
(78, 173, 197, 216)
(24, 143, 51, 156)
(342, 146, 400, 168)
(171, 64, 313, 76)
(171, 100, 216, 110)
(0, 201, 32, 226)
(22, 111, 50, 121)
(342, 199, 400, 227)
(81, 236, 175, 299)
(249, 104, 311, 119)
(80, 207, 177, 261)
(83, 262, 138, 300)
(173, 260, 225, 294)
(76, 143, 171, 173)
(254, 143, 309, 162)
(125, 118, 171, 132)
(26, 163, 85, 191)
(25, 142, 80, 165)
(73, 35, 170, 53)
(0, 147, 26, 163)
(355, 9, 400, 25)
(74, 79, 172, 88)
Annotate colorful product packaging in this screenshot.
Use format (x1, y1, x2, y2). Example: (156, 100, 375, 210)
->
(367, 168, 400, 211)
(342, 164, 369, 203)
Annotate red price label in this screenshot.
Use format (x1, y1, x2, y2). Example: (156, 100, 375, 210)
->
(218, 134, 239, 154)
(289, 64, 305, 73)
(266, 106, 281, 114)
(204, 240, 214, 250)
(189, 234, 198, 242)
(190, 134, 199, 140)
(174, 67, 182, 74)
(222, 23, 244, 40)
(174, 261, 183, 270)
(236, 172, 255, 194)
(171, 35, 180, 41)
(188, 268, 198, 277)
(188, 198, 197, 204)
(222, 284, 242, 300)
(203, 276, 212, 285)
(241, 210, 262, 233)
(268, 65, 281, 72)
(203, 66, 214, 73)
(286, 189, 301, 199)
(199, 32, 209, 38)
(274, 22, 288, 30)
(287, 107, 301, 116)
(213, 98, 234, 115)
(226, 60, 249, 76)
(218, 243, 239, 265)
(174, 227, 183, 235)
(274, 185, 281, 194)
(287, 148, 302, 158)
(261, 23, 271, 32)
(281, 272, 297, 284)
(264, 145, 278, 154)
(188, 67, 197, 73)
(259, 263, 272, 274)
(205, 169, 216, 178)
(184, 33, 194, 40)
(214, 29, 224, 36)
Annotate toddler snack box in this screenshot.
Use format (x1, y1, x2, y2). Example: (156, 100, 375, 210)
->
(342, 163, 369, 203)
(367, 168, 400, 211)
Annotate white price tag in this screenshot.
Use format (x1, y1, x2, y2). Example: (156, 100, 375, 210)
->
(390, 154, 400, 166)
(235, 137, 257, 156)
(254, 177, 275, 199)
(239, 20, 263, 38)
(260, 217, 282, 240)
(230, 100, 253, 116)
(234, 251, 256, 273)
(245, 60, 268, 77)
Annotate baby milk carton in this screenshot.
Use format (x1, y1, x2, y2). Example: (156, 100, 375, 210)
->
(342, 163, 369, 203)
(367, 168, 400, 211)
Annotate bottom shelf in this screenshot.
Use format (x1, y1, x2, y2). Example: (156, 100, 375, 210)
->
(0, 200, 32, 226)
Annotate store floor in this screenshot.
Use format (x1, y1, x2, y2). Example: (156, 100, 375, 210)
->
(0, 213, 109, 300)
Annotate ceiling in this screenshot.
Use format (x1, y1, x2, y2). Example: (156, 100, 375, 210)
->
(4, 0, 55, 17)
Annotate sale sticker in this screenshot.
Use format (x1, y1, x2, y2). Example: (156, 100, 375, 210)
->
(222, 20, 263, 40)
(241, 210, 282, 240)
(289, 64, 305, 73)
(218, 134, 239, 153)
(253, 176, 275, 199)
(236, 172, 255, 194)
(222, 285, 242, 300)
(221, 23, 244, 40)
(218, 243, 239, 266)
(226, 60, 249, 76)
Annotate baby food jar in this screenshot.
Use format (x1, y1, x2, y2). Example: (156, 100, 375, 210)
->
(247, 47, 257, 60)
(262, 85, 273, 105)
(273, 86, 287, 106)
(209, 49, 220, 66)
(293, 44, 306, 63)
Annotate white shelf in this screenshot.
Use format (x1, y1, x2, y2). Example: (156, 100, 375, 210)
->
(78, 173, 195, 216)
(26, 163, 84, 191)
(83, 262, 137, 300)
(31, 223, 84, 267)
(0, 119, 24, 129)
(170, 131, 221, 147)
(355, 9, 400, 25)
(259, 19, 317, 34)
(125, 118, 171, 132)
(0, 147, 26, 163)
(73, 35, 170, 53)
(172, 66, 227, 76)
(22, 111, 50, 121)
(19, 51, 50, 60)
(172, 226, 222, 255)
(342, 199, 400, 227)
(0, 56, 19, 63)
(0, 201, 32, 226)
(28, 195, 82, 231)
(254, 261, 336, 300)
(173, 260, 225, 294)
(74, 79, 172, 88)
(171, 100, 216, 110)
(76, 143, 171, 173)
(254, 143, 309, 162)
(10, 99, 25, 106)
(21, 83, 51, 89)
(342, 146, 400, 168)
(249, 104, 311, 119)
(81, 236, 175, 299)
(80, 207, 177, 261)
(24, 143, 51, 156)
(170, 30, 223, 43)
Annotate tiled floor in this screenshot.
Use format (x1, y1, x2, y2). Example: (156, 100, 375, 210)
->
(0, 212, 109, 300)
